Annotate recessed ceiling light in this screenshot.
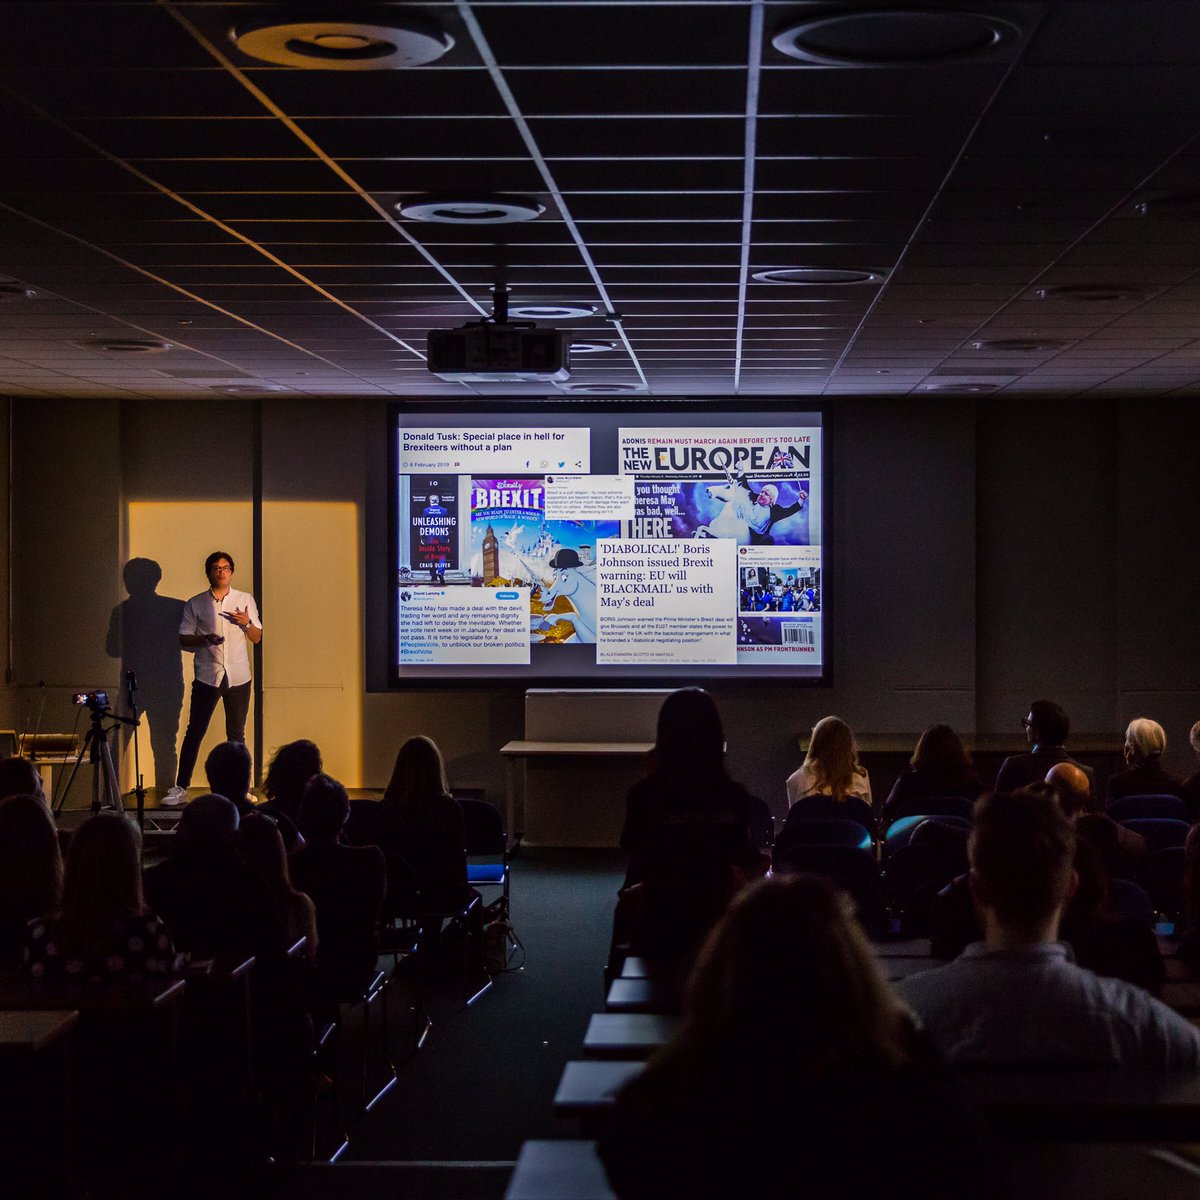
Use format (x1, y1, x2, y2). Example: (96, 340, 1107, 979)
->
(557, 382, 644, 395)
(924, 382, 999, 394)
(77, 338, 173, 354)
(396, 194, 545, 224)
(0, 283, 36, 301)
(569, 340, 617, 354)
(229, 14, 453, 69)
(212, 384, 288, 395)
(972, 338, 1068, 352)
(772, 10, 1019, 66)
(510, 304, 597, 320)
(752, 267, 885, 285)
(1133, 190, 1200, 219)
(1033, 285, 1145, 302)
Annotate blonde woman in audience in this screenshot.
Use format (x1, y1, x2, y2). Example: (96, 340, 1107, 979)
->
(599, 875, 1000, 1199)
(23, 813, 181, 985)
(786, 715, 871, 808)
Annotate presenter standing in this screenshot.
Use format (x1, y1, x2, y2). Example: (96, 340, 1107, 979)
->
(162, 551, 261, 807)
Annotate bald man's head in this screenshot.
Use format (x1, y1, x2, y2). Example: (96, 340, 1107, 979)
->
(1045, 761, 1091, 818)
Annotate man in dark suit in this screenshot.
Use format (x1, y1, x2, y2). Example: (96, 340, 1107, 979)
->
(994, 699, 1095, 802)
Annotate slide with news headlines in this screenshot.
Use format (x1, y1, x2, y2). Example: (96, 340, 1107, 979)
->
(394, 414, 823, 683)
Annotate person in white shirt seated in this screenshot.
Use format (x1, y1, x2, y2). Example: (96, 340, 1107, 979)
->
(785, 715, 871, 809)
(900, 787, 1200, 1067)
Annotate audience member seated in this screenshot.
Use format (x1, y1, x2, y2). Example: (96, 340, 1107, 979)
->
(620, 689, 759, 892)
(786, 714, 871, 809)
(23, 813, 182, 986)
(1176, 825, 1200, 970)
(1050, 761, 1147, 878)
(145, 793, 285, 961)
(931, 770, 1162, 991)
(260, 738, 322, 842)
(365, 735, 472, 917)
(616, 690, 761, 974)
(238, 813, 317, 964)
(206, 739, 302, 852)
(1183, 720, 1200, 820)
(1106, 717, 1186, 807)
(0, 795, 62, 975)
(291, 774, 386, 998)
(599, 875, 1001, 1200)
(882, 723, 982, 826)
(0, 755, 46, 805)
(994, 699, 1095, 800)
(902, 788, 1200, 1065)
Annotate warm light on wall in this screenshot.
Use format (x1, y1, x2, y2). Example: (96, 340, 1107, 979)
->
(122, 500, 362, 791)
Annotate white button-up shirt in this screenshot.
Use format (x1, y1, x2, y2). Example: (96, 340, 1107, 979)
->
(180, 587, 261, 687)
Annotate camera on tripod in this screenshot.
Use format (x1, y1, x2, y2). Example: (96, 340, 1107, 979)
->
(72, 690, 109, 712)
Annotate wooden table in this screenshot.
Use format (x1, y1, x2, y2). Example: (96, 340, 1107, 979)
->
(0, 1009, 80, 1198)
(0, 980, 185, 1198)
(554, 1060, 1200, 1144)
(499, 740, 652, 846)
(506, 1140, 1200, 1200)
(582, 1013, 678, 1059)
(604, 977, 682, 1015)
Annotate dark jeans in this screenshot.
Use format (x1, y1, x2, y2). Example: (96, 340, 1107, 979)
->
(176, 677, 251, 788)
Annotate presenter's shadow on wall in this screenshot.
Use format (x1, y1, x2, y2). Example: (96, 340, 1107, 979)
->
(106, 558, 186, 792)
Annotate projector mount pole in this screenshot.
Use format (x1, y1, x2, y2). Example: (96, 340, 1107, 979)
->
(491, 281, 510, 324)
(490, 239, 509, 323)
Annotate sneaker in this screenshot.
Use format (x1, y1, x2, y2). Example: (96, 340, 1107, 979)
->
(161, 786, 188, 807)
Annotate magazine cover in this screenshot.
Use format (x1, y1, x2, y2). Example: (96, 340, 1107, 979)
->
(408, 476, 459, 578)
(468, 478, 619, 644)
(619, 427, 817, 547)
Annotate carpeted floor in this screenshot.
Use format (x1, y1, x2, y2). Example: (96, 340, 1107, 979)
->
(342, 847, 624, 1163)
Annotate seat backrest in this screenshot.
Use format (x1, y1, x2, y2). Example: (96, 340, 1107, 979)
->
(747, 795, 775, 849)
(1107, 793, 1188, 823)
(1138, 846, 1186, 915)
(1104, 877, 1155, 925)
(1120, 817, 1190, 854)
(883, 812, 971, 860)
(773, 817, 872, 853)
(881, 793, 975, 834)
(458, 797, 505, 856)
(772, 842, 881, 886)
(785, 793, 876, 836)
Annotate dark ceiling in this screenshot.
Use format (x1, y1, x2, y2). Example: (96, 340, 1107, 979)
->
(0, 1, 1198, 401)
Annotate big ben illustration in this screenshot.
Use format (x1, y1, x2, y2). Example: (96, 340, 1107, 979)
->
(482, 524, 499, 583)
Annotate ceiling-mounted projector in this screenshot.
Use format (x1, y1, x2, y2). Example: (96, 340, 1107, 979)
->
(427, 282, 571, 382)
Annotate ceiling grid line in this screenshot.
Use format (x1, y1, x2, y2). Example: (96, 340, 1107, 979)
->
(733, 1, 765, 395)
(819, 5, 1050, 395)
(454, 0, 650, 392)
(155, 0, 490, 327)
(0, 200, 394, 392)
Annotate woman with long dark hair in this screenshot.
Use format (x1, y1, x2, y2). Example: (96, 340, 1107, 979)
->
(23, 814, 181, 985)
(599, 875, 1000, 1199)
(620, 688, 756, 889)
(882, 723, 982, 825)
(378, 735, 469, 913)
(615, 690, 761, 964)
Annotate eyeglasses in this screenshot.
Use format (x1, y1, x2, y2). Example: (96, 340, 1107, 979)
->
(1021, 718, 1033, 729)
(210, 565, 232, 572)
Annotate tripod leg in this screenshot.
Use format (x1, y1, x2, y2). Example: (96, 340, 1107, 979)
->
(100, 736, 123, 814)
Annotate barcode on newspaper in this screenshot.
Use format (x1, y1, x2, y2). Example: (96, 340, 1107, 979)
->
(781, 624, 814, 646)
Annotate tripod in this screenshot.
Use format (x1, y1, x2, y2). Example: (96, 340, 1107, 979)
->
(54, 702, 131, 820)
